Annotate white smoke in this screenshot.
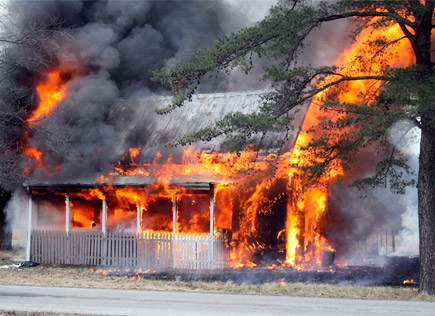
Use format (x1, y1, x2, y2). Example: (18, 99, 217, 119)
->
(5, 188, 28, 252)
(389, 120, 420, 256)
(395, 195, 419, 256)
(222, 0, 277, 24)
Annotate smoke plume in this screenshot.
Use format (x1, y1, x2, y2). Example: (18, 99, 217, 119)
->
(2, 0, 281, 181)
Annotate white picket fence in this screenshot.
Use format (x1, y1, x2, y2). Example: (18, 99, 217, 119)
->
(30, 230, 228, 269)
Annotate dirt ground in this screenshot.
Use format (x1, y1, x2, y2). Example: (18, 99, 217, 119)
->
(1, 249, 434, 306)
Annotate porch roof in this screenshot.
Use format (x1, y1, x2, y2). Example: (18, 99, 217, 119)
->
(23, 175, 228, 191)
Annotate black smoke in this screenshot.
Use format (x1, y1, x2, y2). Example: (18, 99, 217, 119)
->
(324, 141, 419, 260)
(4, 0, 355, 180)
(3, 0, 275, 180)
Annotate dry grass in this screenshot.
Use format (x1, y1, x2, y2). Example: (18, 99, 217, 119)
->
(0, 312, 108, 316)
(1, 250, 434, 302)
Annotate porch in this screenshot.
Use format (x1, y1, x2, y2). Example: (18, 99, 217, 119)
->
(24, 176, 230, 269)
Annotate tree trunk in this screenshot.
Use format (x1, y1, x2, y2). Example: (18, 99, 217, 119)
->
(417, 124, 435, 294)
(412, 1, 434, 294)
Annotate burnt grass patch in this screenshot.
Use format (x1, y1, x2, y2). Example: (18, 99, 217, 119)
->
(104, 256, 419, 288)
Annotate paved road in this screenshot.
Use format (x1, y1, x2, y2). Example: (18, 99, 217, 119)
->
(0, 285, 433, 316)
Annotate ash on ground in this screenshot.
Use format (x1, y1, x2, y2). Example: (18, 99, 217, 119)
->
(101, 256, 419, 287)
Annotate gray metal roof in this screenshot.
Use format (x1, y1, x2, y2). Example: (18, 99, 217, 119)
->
(111, 90, 307, 154)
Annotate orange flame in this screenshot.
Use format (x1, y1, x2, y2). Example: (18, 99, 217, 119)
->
(284, 22, 414, 268)
(28, 69, 70, 122)
(22, 68, 74, 175)
(129, 147, 141, 164)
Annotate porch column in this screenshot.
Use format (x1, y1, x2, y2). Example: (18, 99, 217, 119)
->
(136, 201, 141, 234)
(172, 195, 177, 234)
(210, 186, 214, 236)
(65, 193, 71, 233)
(102, 198, 107, 234)
(210, 185, 215, 266)
(26, 192, 33, 261)
(34, 201, 39, 228)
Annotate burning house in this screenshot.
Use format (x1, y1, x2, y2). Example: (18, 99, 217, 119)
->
(20, 88, 404, 270)
(22, 91, 309, 269)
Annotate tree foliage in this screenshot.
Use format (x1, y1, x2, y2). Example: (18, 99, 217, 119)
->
(152, 0, 433, 190)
